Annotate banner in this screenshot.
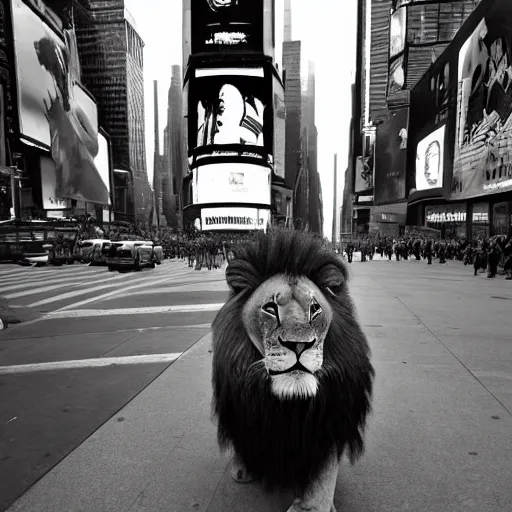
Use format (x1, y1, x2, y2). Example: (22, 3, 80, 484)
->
(193, 162, 271, 205)
(191, 0, 264, 54)
(94, 134, 111, 205)
(416, 125, 445, 191)
(201, 206, 270, 231)
(375, 108, 408, 204)
(11, 0, 108, 205)
(452, 15, 512, 199)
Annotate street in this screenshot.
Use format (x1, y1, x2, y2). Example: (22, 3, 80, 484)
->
(1, 257, 512, 511)
(0, 260, 229, 511)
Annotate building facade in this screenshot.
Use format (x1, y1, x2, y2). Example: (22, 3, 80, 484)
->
(181, 0, 280, 234)
(347, 0, 480, 237)
(0, 0, 113, 226)
(162, 64, 184, 229)
(74, 0, 150, 224)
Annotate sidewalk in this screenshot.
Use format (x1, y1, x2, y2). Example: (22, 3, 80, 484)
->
(7, 263, 512, 512)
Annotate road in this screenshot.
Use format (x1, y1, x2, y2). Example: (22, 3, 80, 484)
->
(0, 260, 230, 512)
(1, 256, 512, 511)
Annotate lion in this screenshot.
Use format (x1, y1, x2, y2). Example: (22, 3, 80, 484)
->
(211, 229, 375, 512)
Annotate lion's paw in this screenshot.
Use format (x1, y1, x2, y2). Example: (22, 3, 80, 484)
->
(287, 501, 336, 512)
(230, 463, 254, 483)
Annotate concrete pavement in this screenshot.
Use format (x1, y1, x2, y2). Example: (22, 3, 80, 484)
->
(3, 259, 512, 512)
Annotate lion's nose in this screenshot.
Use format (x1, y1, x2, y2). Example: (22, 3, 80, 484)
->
(280, 339, 316, 355)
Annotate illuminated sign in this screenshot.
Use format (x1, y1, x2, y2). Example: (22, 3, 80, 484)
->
(201, 207, 270, 231)
(416, 125, 445, 191)
(193, 162, 271, 205)
(191, 0, 264, 54)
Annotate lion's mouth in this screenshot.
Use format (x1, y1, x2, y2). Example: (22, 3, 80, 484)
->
(268, 361, 313, 376)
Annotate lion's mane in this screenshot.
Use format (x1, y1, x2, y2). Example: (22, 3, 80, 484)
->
(212, 229, 374, 494)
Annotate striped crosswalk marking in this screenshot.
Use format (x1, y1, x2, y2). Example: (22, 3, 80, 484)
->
(0, 353, 183, 375)
(41, 303, 225, 320)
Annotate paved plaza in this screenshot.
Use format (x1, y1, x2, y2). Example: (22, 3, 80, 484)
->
(1, 258, 511, 511)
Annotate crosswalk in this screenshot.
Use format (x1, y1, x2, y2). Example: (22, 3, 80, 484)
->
(0, 260, 228, 321)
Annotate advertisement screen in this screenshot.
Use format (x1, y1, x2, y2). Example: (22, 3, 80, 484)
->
(416, 125, 445, 191)
(354, 134, 375, 193)
(40, 155, 72, 210)
(190, 70, 270, 160)
(11, 0, 108, 205)
(273, 75, 285, 179)
(201, 207, 270, 231)
(388, 56, 405, 95)
(94, 133, 111, 205)
(452, 14, 512, 199)
(375, 108, 408, 204)
(193, 162, 270, 205)
(389, 8, 406, 59)
(191, 0, 263, 54)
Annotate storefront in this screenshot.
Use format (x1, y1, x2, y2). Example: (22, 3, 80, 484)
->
(424, 203, 467, 239)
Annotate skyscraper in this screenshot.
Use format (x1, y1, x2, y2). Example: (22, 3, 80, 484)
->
(74, 0, 150, 224)
(162, 65, 184, 229)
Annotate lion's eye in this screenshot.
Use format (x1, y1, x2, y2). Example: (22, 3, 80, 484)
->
(326, 283, 343, 296)
(309, 300, 322, 322)
(262, 302, 279, 318)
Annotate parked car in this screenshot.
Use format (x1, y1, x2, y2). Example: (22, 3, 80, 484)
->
(77, 239, 111, 265)
(106, 241, 159, 272)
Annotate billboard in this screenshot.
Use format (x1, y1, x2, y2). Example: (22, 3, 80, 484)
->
(190, 68, 270, 161)
(191, 0, 264, 54)
(40, 155, 72, 210)
(354, 133, 375, 193)
(11, 0, 108, 205)
(389, 7, 406, 59)
(192, 162, 271, 205)
(452, 15, 512, 199)
(375, 109, 408, 204)
(273, 75, 285, 179)
(201, 206, 270, 231)
(416, 125, 445, 191)
(388, 55, 405, 95)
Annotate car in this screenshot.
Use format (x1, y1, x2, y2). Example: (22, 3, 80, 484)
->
(106, 240, 159, 272)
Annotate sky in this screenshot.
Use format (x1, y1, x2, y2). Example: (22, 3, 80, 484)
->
(125, 0, 358, 239)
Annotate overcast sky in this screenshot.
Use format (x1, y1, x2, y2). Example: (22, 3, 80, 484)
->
(125, 0, 357, 239)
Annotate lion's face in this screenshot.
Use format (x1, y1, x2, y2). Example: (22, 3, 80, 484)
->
(242, 274, 333, 400)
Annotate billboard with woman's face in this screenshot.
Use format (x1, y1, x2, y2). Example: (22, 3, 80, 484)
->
(416, 125, 445, 191)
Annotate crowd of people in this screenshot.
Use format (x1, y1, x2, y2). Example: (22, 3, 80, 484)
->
(342, 234, 512, 280)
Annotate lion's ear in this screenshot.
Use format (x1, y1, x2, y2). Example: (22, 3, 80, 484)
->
(315, 263, 348, 297)
(225, 259, 260, 294)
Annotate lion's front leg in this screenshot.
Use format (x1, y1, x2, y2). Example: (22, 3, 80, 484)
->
(287, 452, 339, 512)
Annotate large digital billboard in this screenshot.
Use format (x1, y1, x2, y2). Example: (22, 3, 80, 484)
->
(192, 162, 270, 205)
(11, 0, 108, 205)
(389, 7, 406, 59)
(416, 125, 445, 191)
(452, 14, 512, 199)
(375, 108, 408, 204)
(189, 67, 271, 163)
(191, 0, 264, 54)
(201, 206, 270, 231)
